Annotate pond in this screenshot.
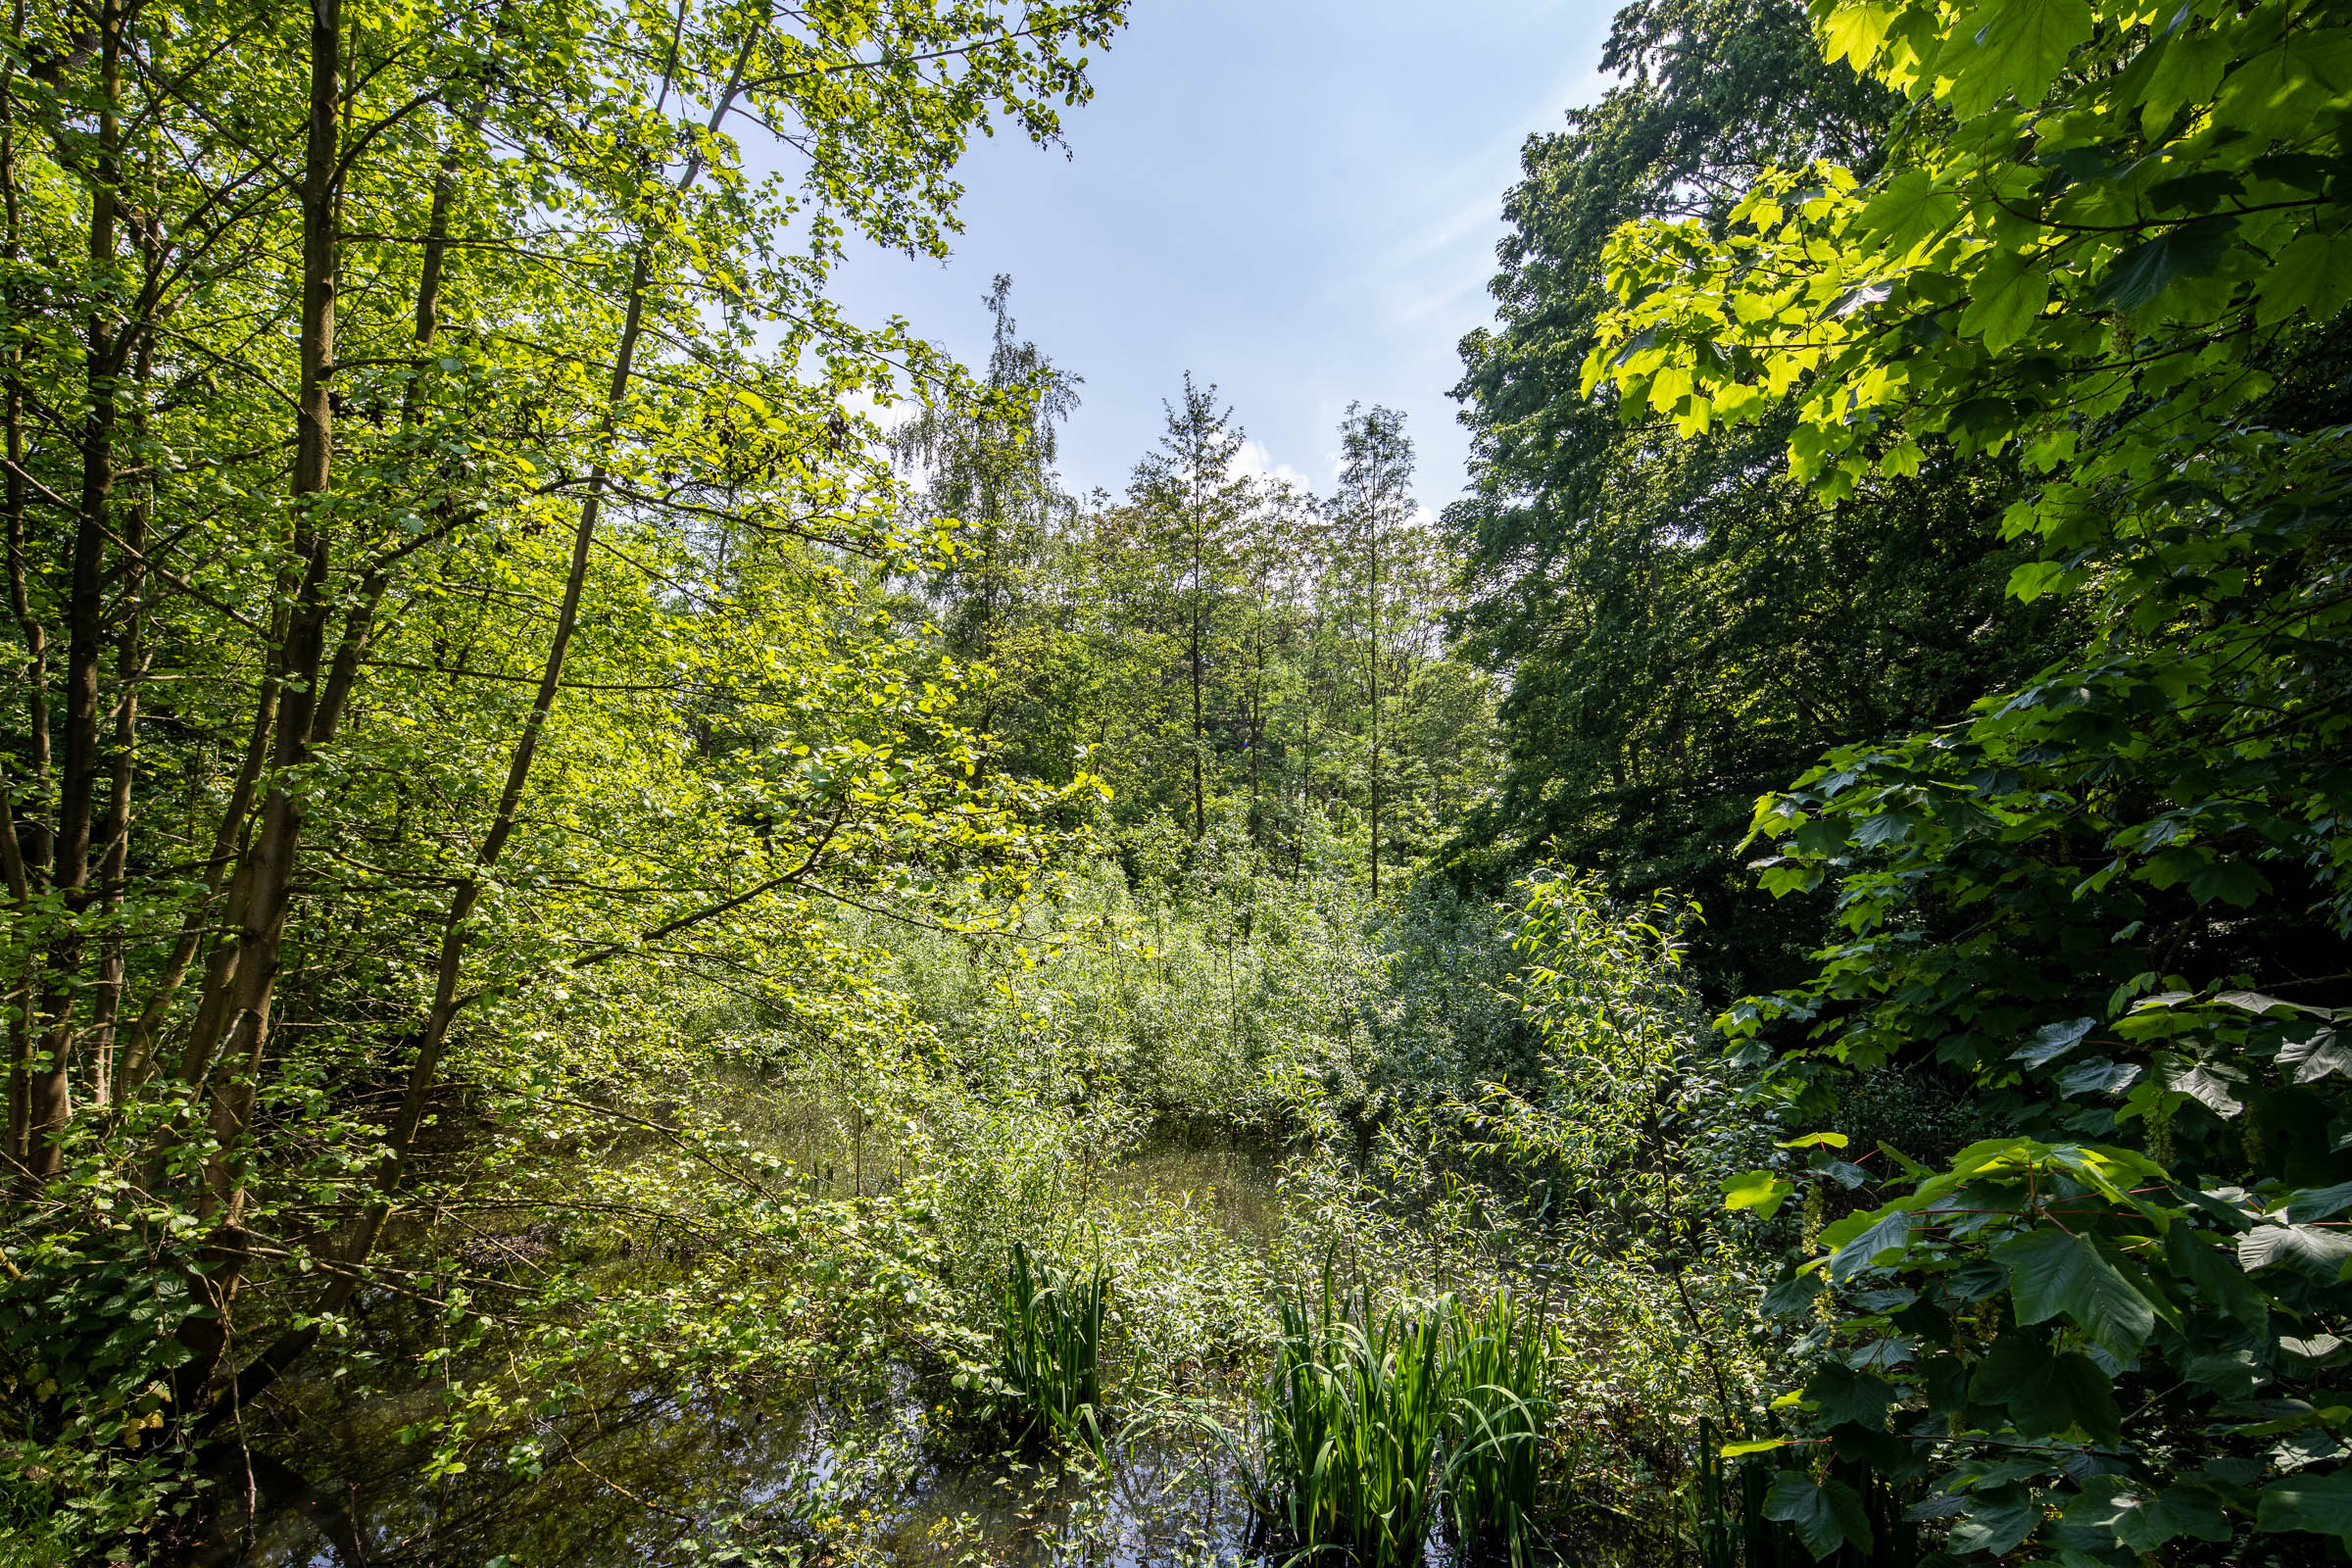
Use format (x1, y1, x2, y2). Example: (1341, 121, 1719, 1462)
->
(227, 1138, 1288, 1568)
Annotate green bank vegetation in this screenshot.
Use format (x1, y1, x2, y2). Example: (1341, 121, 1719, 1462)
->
(4, 0, 2352, 1562)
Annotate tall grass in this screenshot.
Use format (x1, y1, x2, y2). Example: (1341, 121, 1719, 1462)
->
(991, 1241, 1110, 1449)
(1253, 1276, 1450, 1566)
(1232, 1279, 1564, 1566)
(1441, 1290, 1555, 1564)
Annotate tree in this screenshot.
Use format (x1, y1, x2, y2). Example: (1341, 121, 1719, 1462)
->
(1127, 374, 1255, 840)
(1593, 0, 2352, 1552)
(0, 0, 1123, 1541)
(892, 274, 1081, 751)
(1441, 0, 2061, 994)
(1332, 404, 1417, 898)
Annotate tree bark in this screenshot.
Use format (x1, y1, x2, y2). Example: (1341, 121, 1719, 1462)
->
(187, 0, 343, 1217)
(26, 0, 125, 1175)
(210, 29, 765, 1420)
(86, 331, 151, 1110)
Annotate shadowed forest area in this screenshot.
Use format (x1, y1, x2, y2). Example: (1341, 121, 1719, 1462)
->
(4, 0, 2352, 1563)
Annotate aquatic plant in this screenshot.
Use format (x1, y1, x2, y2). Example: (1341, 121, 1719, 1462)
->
(991, 1241, 1110, 1449)
(1440, 1290, 1555, 1565)
(1255, 1275, 1451, 1566)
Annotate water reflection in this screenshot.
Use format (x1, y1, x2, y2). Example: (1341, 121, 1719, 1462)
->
(230, 1138, 1281, 1567)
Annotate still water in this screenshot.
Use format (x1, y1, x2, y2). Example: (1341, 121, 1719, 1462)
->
(235, 1142, 1284, 1568)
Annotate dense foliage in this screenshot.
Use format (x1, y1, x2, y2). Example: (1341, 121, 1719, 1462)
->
(0, 0, 1124, 1554)
(1585, 0, 2352, 1555)
(13, 0, 2348, 1558)
(1445, 0, 2070, 995)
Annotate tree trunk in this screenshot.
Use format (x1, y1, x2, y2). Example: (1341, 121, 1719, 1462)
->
(2, 50, 40, 1166)
(211, 33, 763, 1420)
(27, 0, 125, 1175)
(1367, 508, 1381, 902)
(87, 332, 152, 1110)
(187, 0, 344, 1219)
(1190, 533, 1205, 840)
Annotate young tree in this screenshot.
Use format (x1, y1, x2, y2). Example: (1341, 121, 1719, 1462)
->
(1332, 404, 1416, 897)
(892, 274, 1080, 746)
(1127, 374, 1255, 839)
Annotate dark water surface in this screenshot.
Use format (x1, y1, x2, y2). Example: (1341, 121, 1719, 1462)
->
(233, 1141, 1283, 1567)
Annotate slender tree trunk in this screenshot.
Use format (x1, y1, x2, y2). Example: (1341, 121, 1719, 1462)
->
(27, 0, 126, 1174)
(87, 332, 152, 1110)
(1247, 615, 1263, 841)
(2, 36, 40, 1166)
(160, 0, 343, 1411)
(1189, 522, 1204, 840)
(1367, 511, 1381, 902)
(186, 0, 344, 1216)
(212, 33, 764, 1420)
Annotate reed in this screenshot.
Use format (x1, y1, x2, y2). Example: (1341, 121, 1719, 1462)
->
(991, 1240, 1109, 1449)
(1440, 1290, 1556, 1565)
(1255, 1274, 1451, 1566)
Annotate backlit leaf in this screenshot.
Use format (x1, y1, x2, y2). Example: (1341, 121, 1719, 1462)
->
(1941, 0, 2095, 115)
(1724, 1170, 1795, 1218)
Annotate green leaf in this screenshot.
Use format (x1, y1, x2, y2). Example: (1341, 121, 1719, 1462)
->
(1876, 1141, 1932, 1180)
(1943, 0, 2096, 115)
(1820, 0, 1900, 67)
(2089, 218, 2237, 313)
(2281, 1030, 2352, 1084)
(1764, 1470, 1874, 1559)
(2160, 1056, 2246, 1117)
(2014, 1016, 2097, 1067)
(2009, 560, 2071, 602)
(2167, 1227, 2271, 1335)
(1993, 1225, 2157, 1358)
(1969, 1334, 2123, 1445)
(2287, 1179, 2352, 1224)
(1806, 1363, 1896, 1427)
(1950, 1483, 2043, 1555)
(1722, 1436, 1797, 1457)
(2067, 1475, 2232, 1551)
(2258, 1470, 2352, 1543)
(1861, 169, 1961, 257)
(2183, 1348, 2269, 1396)
(2055, 1056, 2141, 1097)
(2135, 27, 2229, 135)
(2239, 1223, 2352, 1283)
(1724, 1170, 1795, 1218)
(1959, 251, 2052, 352)
(1829, 1208, 1916, 1281)
(1764, 1266, 1828, 1316)
(2187, 858, 2266, 907)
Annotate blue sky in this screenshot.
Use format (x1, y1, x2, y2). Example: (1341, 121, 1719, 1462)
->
(824, 0, 1620, 513)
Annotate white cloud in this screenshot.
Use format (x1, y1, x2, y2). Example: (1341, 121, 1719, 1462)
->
(1233, 437, 1318, 493)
